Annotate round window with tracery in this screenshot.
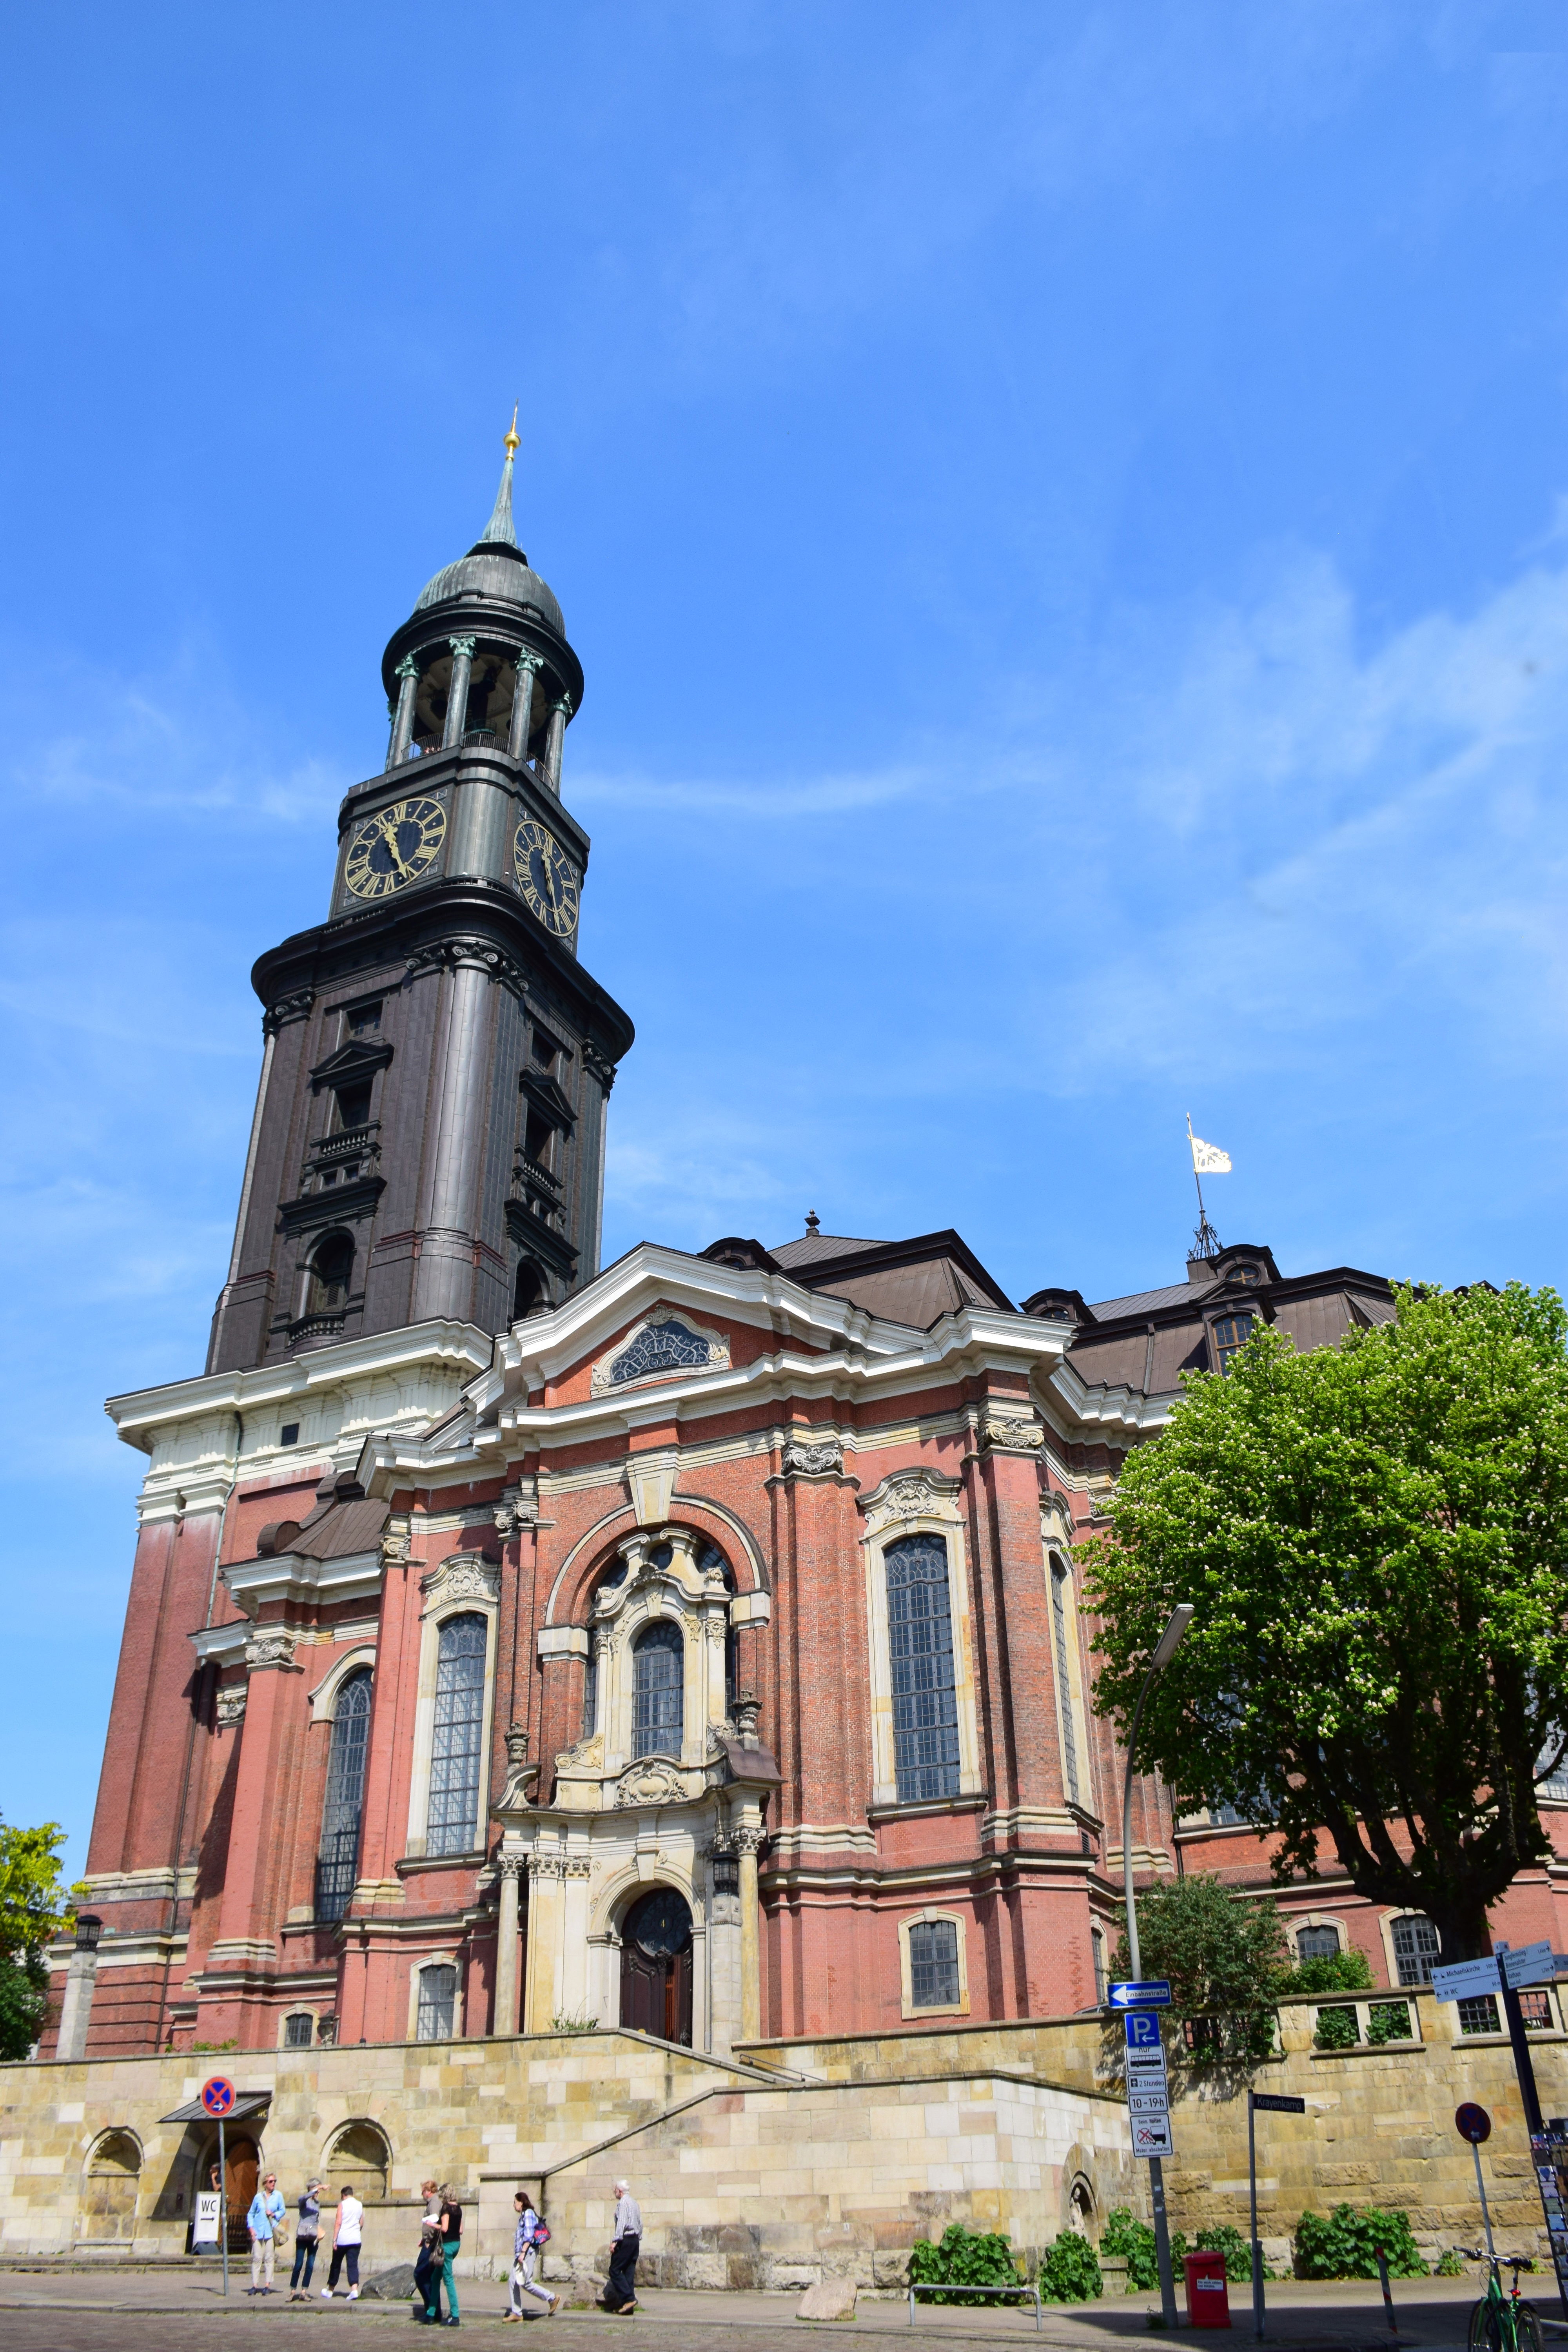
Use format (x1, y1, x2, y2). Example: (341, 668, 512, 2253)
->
(624, 1887, 692, 1958)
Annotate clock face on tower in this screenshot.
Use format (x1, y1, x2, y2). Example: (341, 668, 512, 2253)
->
(343, 796, 447, 899)
(514, 818, 581, 937)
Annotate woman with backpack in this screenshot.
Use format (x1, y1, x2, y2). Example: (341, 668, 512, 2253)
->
(504, 2189, 559, 2321)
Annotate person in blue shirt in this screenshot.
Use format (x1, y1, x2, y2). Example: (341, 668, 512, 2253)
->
(247, 2171, 287, 2296)
(504, 2189, 559, 2321)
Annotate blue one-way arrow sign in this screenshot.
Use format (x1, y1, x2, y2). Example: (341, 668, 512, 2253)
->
(1108, 1978, 1172, 2008)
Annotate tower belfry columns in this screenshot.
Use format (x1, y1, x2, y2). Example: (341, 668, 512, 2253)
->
(442, 635, 477, 749)
(508, 648, 543, 760)
(386, 654, 419, 770)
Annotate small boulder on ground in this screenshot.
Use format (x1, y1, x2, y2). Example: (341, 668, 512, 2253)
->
(360, 2261, 421, 2301)
(797, 2276, 858, 2321)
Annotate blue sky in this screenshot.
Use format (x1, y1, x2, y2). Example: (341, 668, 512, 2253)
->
(5, 3, 1568, 1873)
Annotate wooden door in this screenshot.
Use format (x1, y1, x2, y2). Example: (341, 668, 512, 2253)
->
(225, 2136, 258, 2254)
(619, 1887, 693, 2048)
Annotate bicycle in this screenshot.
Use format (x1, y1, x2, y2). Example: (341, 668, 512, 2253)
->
(1456, 2249, 1542, 2352)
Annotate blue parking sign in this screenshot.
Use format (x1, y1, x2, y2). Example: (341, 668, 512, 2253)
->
(1125, 2010, 1163, 2050)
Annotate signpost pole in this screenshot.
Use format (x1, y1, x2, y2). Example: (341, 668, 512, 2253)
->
(1248, 2091, 1264, 2341)
(1472, 2141, 1495, 2260)
(218, 2116, 228, 2299)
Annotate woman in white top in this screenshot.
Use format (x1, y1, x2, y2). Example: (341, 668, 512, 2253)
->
(322, 2185, 364, 2300)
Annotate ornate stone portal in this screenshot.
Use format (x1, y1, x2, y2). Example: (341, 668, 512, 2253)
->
(494, 1524, 777, 2054)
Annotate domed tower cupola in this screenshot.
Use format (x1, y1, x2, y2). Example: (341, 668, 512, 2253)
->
(379, 412, 584, 791)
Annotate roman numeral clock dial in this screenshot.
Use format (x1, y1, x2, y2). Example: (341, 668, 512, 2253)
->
(514, 818, 581, 938)
(343, 796, 446, 899)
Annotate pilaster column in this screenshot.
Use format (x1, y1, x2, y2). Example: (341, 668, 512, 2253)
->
(523, 1855, 564, 2032)
(493, 1857, 523, 2037)
(385, 655, 420, 770)
(541, 693, 572, 793)
(508, 649, 544, 760)
(442, 636, 478, 750)
(734, 1824, 764, 2042)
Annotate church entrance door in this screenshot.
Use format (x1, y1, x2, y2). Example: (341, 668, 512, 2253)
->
(223, 2136, 259, 2254)
(619, 1887, 693, 2047)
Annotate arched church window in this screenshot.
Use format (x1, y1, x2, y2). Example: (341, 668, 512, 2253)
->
(886, 1534, 960, 1803)
(908, 1917, 960, 2008)
(426, 1614, 488, 1855)
(315, 1668, 373, 1923)
(307, 1232, 354, 1314)
(631, 1621, 684, 1759)
(1392, 1914, 1440, 1987)
(416, 1965, 457, 2042)
(1296, 1923, 1341, 1964)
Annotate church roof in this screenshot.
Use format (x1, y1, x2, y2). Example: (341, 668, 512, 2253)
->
(767, 1227, 1014, 1324)
(770, 1231, 889, 1270)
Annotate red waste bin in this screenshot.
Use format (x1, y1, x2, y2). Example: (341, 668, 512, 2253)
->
(1183, 2250, 1231, 2327)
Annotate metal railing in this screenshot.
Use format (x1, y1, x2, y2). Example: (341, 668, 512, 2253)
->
(908, 2282, 1042, 2332)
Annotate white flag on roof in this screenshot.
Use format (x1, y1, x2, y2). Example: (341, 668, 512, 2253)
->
(1190, 1133, 1232, 1175)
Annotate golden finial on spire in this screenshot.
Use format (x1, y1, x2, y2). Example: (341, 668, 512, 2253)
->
(503, 401, 520, 457)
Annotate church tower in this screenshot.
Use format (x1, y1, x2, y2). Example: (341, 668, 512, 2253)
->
(206, 423, 634, 1372)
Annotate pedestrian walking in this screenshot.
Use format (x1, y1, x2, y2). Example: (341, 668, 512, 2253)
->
(247, 2171, 286, 2295)
(504, 2190, 559, 2321)
(430, 2183, 463, 2329)
(321, 2182, 364, 2299)
(604, 2178, 641, 2316)
(414, 2177, 445, 2325)
(289, 2178, 322, 2299)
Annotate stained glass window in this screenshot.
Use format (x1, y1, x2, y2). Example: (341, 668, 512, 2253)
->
(416, 1963, 457, 2042)
(632, 1621, 684, 1759)
(908, 1917, 960, 2008)
(314, 1668, 372, 1922)
(607, 1319, 711, 1387)
(426, 1613, 488, 1856)
(886, 1534, 961, 1803)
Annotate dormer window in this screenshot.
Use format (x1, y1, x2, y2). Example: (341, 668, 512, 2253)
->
(1231, 1263, 1262, 1287)
(1213, 1313, 1254, 1374)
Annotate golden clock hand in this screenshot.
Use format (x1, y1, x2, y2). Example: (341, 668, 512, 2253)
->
(377, 816, 411, 877)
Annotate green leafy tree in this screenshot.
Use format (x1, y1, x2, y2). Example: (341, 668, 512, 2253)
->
(1080, 1285, 1568, 1961)
(1111, 1873, 1288, 2061)
(1276, 1948, 1372, 1997)
(0, 1818, 77, 2061)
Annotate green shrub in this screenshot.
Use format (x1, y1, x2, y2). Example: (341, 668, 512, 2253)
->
(1193, 2224, 1269, 2284)
(1102, 2208, 1188, 2292)
(1366, 2001, 1412, 2045)
(1294, 2204, 1429, 2280)
(1313, 2004, 1359, 2050)
(1040, 2232, 1102, 2302)
(1436, 2247, 1466, 2276)
(1278, 1950, 1374, 1997)
(909, 2224, 1024, 2305)
(549, 2012, 600, 2034)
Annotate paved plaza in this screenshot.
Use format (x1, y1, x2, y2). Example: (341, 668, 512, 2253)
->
(0, 2266, 1557, 2350)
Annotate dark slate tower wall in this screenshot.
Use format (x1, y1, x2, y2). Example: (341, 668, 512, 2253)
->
(204, 447, 633, 1374)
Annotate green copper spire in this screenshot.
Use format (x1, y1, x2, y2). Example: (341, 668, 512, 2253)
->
(475, 405, 523, 554)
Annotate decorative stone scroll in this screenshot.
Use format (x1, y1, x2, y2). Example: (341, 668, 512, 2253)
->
(493, 1482, 539, 1539)
(380, 1515, 411, 1566)
(419, 1554, 501, 1614)
(780, 1437, 843, 1478)
(613, 1757, 688, 1809)
(244, 1629, 299, 1673)
(858, 1466, 965, 1536)
(980, 1410, 1044, 1454)
(215, 1684, 249, 1726)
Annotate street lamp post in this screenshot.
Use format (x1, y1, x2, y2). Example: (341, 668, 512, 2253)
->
(1122, 1602, 1194, 2332)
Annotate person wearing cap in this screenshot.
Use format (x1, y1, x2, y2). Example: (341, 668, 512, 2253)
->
(289, 2178, 323, 2299)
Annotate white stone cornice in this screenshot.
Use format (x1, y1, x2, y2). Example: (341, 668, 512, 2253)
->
(191, 1620, 252, 1667)
(1040, 1356, 1180, 1439)
(222, 1548, 385, 1615)
(106, 1317, 493, 1452)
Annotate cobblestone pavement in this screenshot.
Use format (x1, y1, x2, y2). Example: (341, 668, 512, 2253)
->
(0, 2269, 1551, 2349)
